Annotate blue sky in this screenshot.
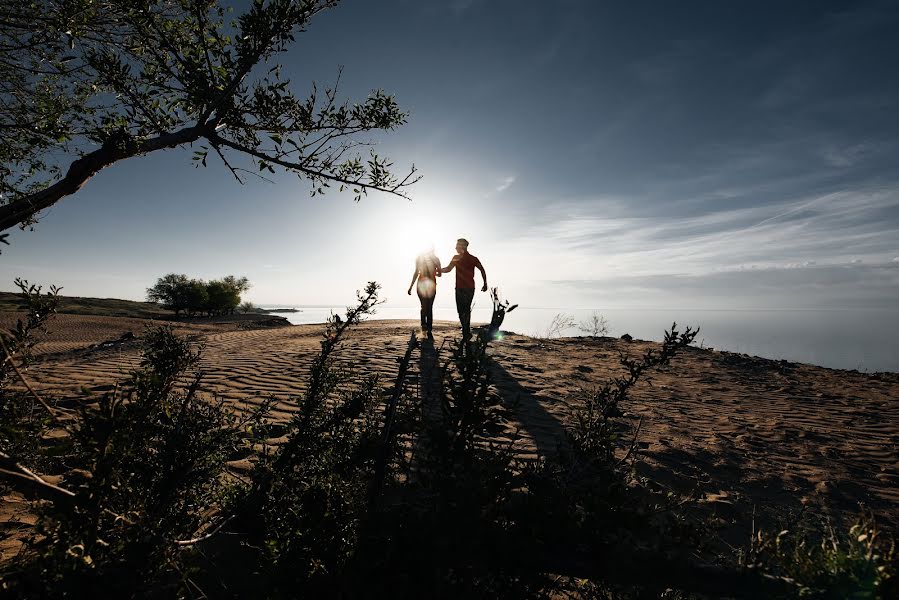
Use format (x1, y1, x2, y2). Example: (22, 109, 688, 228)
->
(2, 0, 897, 312)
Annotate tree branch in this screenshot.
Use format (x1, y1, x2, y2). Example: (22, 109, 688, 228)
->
(207, 132, 419, 198)
(0, 121, 213, 232)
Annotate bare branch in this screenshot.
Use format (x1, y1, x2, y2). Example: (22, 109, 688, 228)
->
(208, 132, 419, 198)
(0, 334, 70, 420)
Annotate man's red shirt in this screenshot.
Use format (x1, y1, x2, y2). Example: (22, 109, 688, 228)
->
(450, 253, 483, 289)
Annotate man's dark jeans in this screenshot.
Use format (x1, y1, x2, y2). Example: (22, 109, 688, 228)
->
(455, 288, 475, 339)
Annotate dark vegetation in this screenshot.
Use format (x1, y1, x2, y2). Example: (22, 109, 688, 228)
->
(0, 289, 169, 319)
(0, 0, 418, 234)
(1, 1, 896, 597)
(1, 281, 895, 598)
(147, 274, 250, 317)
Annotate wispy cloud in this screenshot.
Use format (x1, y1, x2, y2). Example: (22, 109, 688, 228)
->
(490, 186, 899, 307)
(496, 175, 516, 193)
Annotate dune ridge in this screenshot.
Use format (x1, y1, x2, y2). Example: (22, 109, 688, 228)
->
(2, 312, 896, 558)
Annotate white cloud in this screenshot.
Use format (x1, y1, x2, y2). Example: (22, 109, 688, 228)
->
(489, 186, 899, 291)
(496, 175, 516, 193)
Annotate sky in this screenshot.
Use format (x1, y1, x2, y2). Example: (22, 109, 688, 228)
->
(2, 0, 898, 314)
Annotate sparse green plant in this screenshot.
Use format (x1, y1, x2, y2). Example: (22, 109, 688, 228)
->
(2, 325, 271, 598)
(570, 323, 698, 468)
(0, 278, 61, 391)
(741, 510, 897, 599)
(0, 279, 62, 471)
(238, 282, 389, 594)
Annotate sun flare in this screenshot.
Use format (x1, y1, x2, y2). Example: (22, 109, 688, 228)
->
(386, 214, 460, 268)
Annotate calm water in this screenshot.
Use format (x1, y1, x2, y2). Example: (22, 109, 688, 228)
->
(262, 305, 899, 373)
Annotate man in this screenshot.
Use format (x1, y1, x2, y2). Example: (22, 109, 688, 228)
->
(441, 238, 487, 340)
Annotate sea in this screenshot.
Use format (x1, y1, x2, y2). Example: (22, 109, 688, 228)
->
(260, 305, 899, 373)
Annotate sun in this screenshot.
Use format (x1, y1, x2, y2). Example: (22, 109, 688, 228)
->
(385, 213, 459, 265)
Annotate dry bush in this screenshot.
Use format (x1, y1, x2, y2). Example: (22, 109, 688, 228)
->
(578, 311, 610, 337)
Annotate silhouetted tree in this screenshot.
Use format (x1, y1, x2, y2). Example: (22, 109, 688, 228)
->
(0, 0, 419, 232)
(183, 279, 208, 317)
(146, 273, 190, 316)
(206, 279, 240, 315)
(148, 273, 250, 316)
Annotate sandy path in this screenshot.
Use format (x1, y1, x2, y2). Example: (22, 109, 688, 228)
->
(4, 314, 897, 553)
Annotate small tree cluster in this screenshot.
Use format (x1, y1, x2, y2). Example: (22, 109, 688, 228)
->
(146, 274, 249, 317)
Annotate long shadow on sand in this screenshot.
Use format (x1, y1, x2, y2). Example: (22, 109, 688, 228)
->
(487, 359, 569, 458)
(417, 338, 443, 426)
(413, 340, 568, 458)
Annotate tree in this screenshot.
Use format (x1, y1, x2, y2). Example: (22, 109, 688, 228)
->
(148, 273, 250, 316)
(182, 278, 208, 316)
(0, 0, 419, 232)
(222, 275, 250, 296)
(206, 278, 240, 315)
(146, 273, 190, 316)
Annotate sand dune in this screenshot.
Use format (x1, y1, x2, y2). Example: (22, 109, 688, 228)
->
(3, 313, 897, 557)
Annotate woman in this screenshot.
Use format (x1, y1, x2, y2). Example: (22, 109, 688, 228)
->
(407, 246, 441, 339)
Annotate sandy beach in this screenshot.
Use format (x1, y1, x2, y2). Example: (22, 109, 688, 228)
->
(2, 312, 897, 561)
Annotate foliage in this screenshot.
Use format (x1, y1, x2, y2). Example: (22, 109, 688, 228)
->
(0, 0, 418, 232)
(579, 311, 610, 337)
(240, 281, 386, 594)
(2, 325, 270, 598)
(0, 278, 61, 391)
(0, 278, 61, 476)
(345, 322, 706, 597)
(238, 300, 257, 313)
(741, 510, 898, 599)
(146, 272, 249, 316)
(145, 273, 190, 315)
(570, 323, 698, 467)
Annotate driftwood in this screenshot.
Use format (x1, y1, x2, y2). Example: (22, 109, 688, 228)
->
(484, 287, 518, 340)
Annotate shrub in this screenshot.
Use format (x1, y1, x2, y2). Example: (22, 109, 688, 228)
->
(0, 279, 61, 476)
(0, 278, 60, 392)
(536, 312, 577, 339)
(741, 510, 897, 599)
(3, 325, 270, 598)
(239, 282, 388, 595)
(578, 311, 610, 337)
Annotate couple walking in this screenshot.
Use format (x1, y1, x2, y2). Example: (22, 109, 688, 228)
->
(407, 238, 487, 340)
